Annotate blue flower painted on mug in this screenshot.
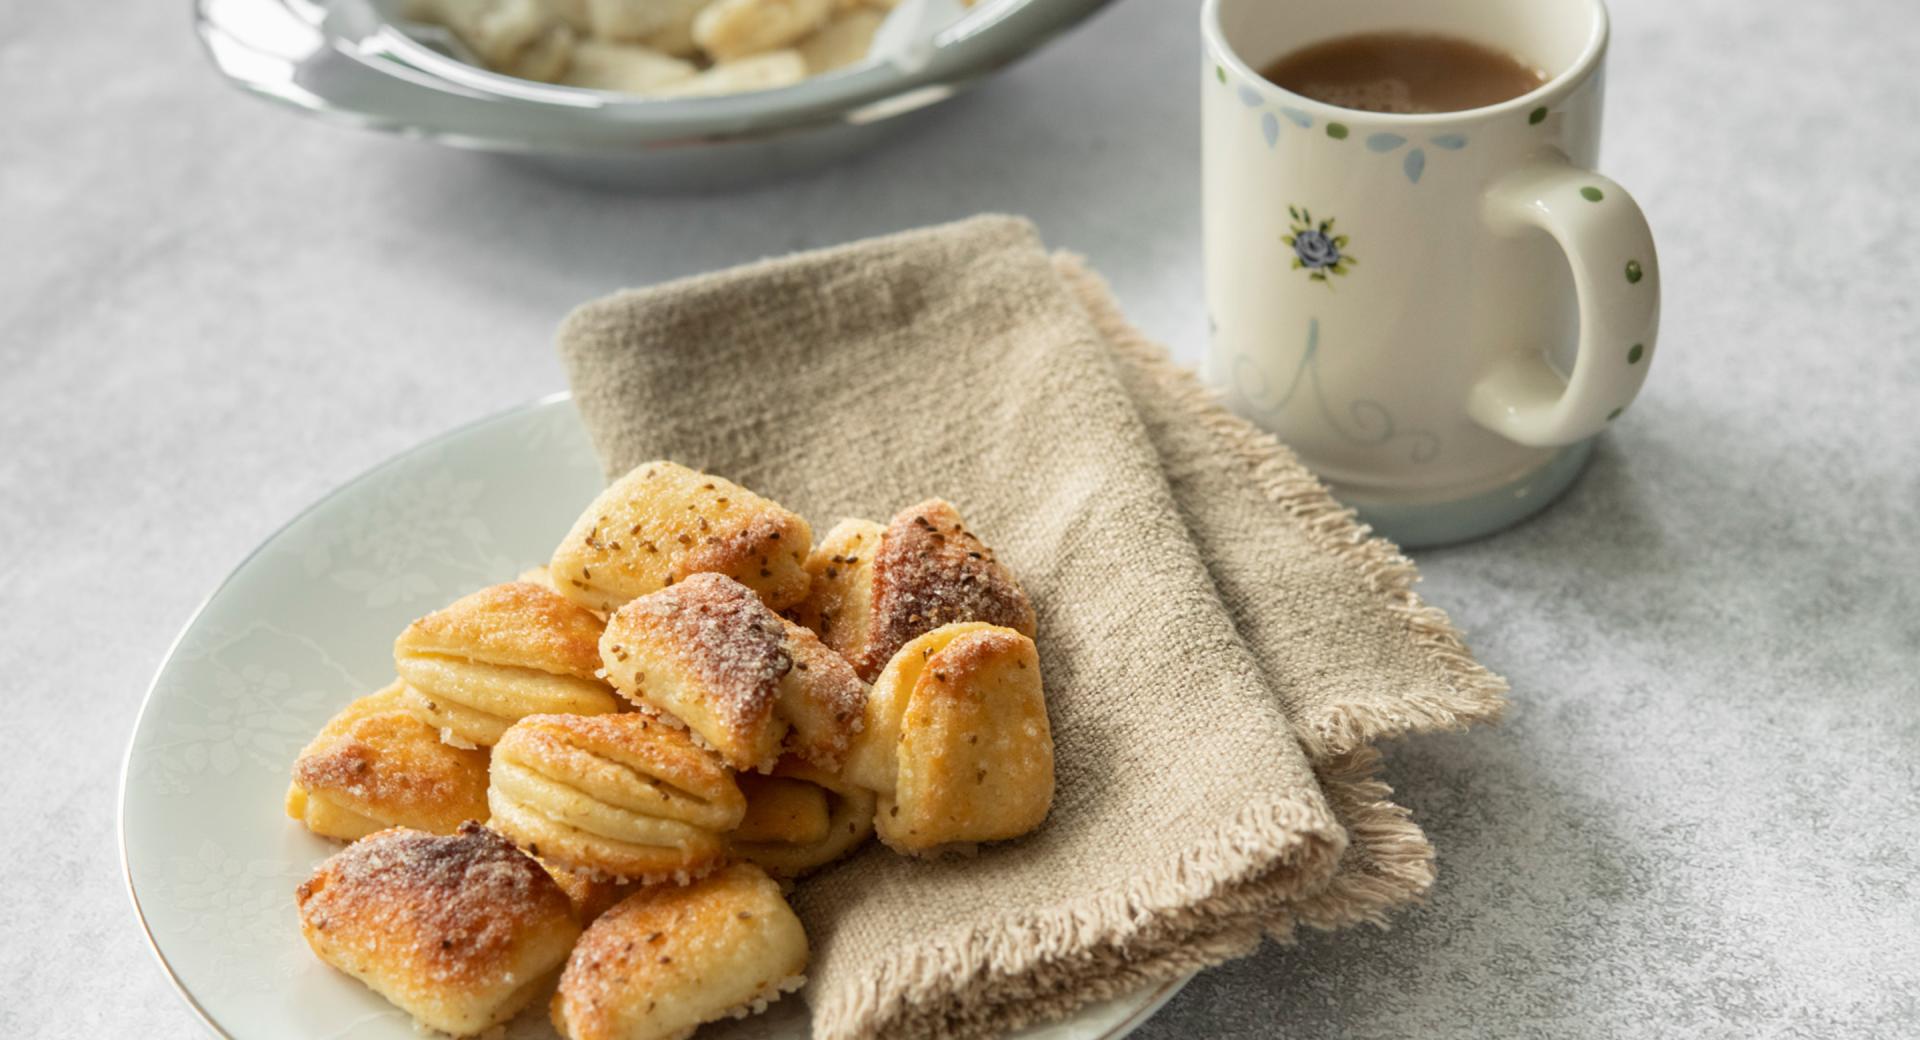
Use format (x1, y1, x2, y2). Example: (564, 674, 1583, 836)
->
(1294, 229, 1340, 267)
(1286, 206, 1355, 285)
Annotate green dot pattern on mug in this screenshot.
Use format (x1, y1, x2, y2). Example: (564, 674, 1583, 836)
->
(1326, 122, 1349, 140)
(1626, 260, 1644, 284)
(1216, 66, 1226, 84)
(1580, 186, 1604, 202)
(1628, 343, 1645, 364)
(1529, 106, 1549, 125)
(1607, 407, 1624, 421)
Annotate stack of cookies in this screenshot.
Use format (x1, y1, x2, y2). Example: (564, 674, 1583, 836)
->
(284, 461, 1055, 1040)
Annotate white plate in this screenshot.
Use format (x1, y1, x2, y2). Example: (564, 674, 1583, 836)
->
(120, 394, 1186, 1040)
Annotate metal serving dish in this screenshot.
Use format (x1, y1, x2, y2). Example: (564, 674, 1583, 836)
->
(195, 0, 1113, 187)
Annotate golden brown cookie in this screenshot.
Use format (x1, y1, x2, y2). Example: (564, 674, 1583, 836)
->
(295, 823, 579, 1036)
(599, 572, 867, 773)
(285, 682, 491, 841)
(541, 859, 644, 926)
(550, 863, 809, 1040)
(791, 499, 1035, 681)
(549, 461, 812, 613)
(729, 756, 876, 878)
(843, 623, 1054, 854)
(488, 712, 746, 883)
(394, 581, 621, 748)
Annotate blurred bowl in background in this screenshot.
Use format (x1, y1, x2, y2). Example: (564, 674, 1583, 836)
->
(195, 0, 1114, 188)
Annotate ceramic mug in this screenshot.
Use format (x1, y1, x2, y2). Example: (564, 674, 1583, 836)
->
(1201, 0, 1659, 547)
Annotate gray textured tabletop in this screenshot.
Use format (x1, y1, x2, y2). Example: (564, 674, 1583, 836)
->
(5, 0, 1917, 1036)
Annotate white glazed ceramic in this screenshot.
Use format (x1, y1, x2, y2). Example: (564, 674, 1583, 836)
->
(1201, 0, 1660, 546)
(119, 394, 1185, 1039)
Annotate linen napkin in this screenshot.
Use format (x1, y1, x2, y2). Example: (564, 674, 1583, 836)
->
(556, 216, 1505, 1040)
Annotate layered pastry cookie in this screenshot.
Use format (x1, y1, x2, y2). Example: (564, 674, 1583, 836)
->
(285, 682, 490, 841)
(488, 712, 746, 883)
(729, 756, 877, 878)
(395, 581, 621, 748)
(599, 572, 866, 773)
(295, 823, 579, 1037)
(843, 622, 1054, 854)
(550, 863, 808, 1040)
(791, 499, 1037, 681)
(549, 461, 813, 614)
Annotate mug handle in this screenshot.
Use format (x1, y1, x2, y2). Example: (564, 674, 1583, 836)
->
(1467, 161, 1661, 447)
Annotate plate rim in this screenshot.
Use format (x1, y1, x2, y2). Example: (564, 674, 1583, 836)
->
(117, 390, 1189, 1039)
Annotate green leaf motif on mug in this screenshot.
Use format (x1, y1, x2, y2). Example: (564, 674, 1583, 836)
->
(1580, 186, 1604, 202)
(1628, 343, 1645, 364)
(1626, 260, 1644, 284)
(1326, 122, 1349, 139)
(1607, 407, 1624, 421)
(1217, 65, 1226, 84)
(1529, 105, 1549, 125)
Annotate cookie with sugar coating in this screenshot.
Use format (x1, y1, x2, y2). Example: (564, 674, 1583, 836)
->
(792, 499, 1036, 681)
(395, 581, 621, 749)
(600, 572, 867, 773)
(488, 712, 746, 883)
(295, 823, 579, 1037)
(844, 623, 1053, 854)
(286, 682, 490, 841)
(550, 863, 809, 1040)
(550, 461, 813, 614)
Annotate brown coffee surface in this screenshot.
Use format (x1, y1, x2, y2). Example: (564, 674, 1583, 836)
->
(1261, 32, 1546, 114)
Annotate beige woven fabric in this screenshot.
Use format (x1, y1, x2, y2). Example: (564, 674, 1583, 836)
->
(556, 215, 1505, 1040)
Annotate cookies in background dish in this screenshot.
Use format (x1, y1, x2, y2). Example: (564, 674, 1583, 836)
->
(395, 581, 622, 749)
(295, 823, 579, 1037)
(406, 0, 576, 81)
(729, 755, 877, 878)
(799, 7, 885, 73)
(844, 622, 1053, 854)
(404, 0, 934, 93)
(794, 498, 1036, 681)
(285, 682, 491, 842)
(488, 712, 747, 883)
(691, 0, 835, 61)
(581, 0, 708, 47)
(599, 572, 866, 772)
(653, 50, 807, 96)
(560, 40, 697, 93)
(550, 863, 808, 1040)
(551, 461, 813, 614)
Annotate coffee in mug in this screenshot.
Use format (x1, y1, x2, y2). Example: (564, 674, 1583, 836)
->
(1261, 32, 1547, 115)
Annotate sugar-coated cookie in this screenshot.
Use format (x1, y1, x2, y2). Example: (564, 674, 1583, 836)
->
(488, 712, 745, 883)
(295, 823, 579, 1036)
(550, 863, 808, 1040)
(395, 581, 621, 748)
(550, 461, 813, 613)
